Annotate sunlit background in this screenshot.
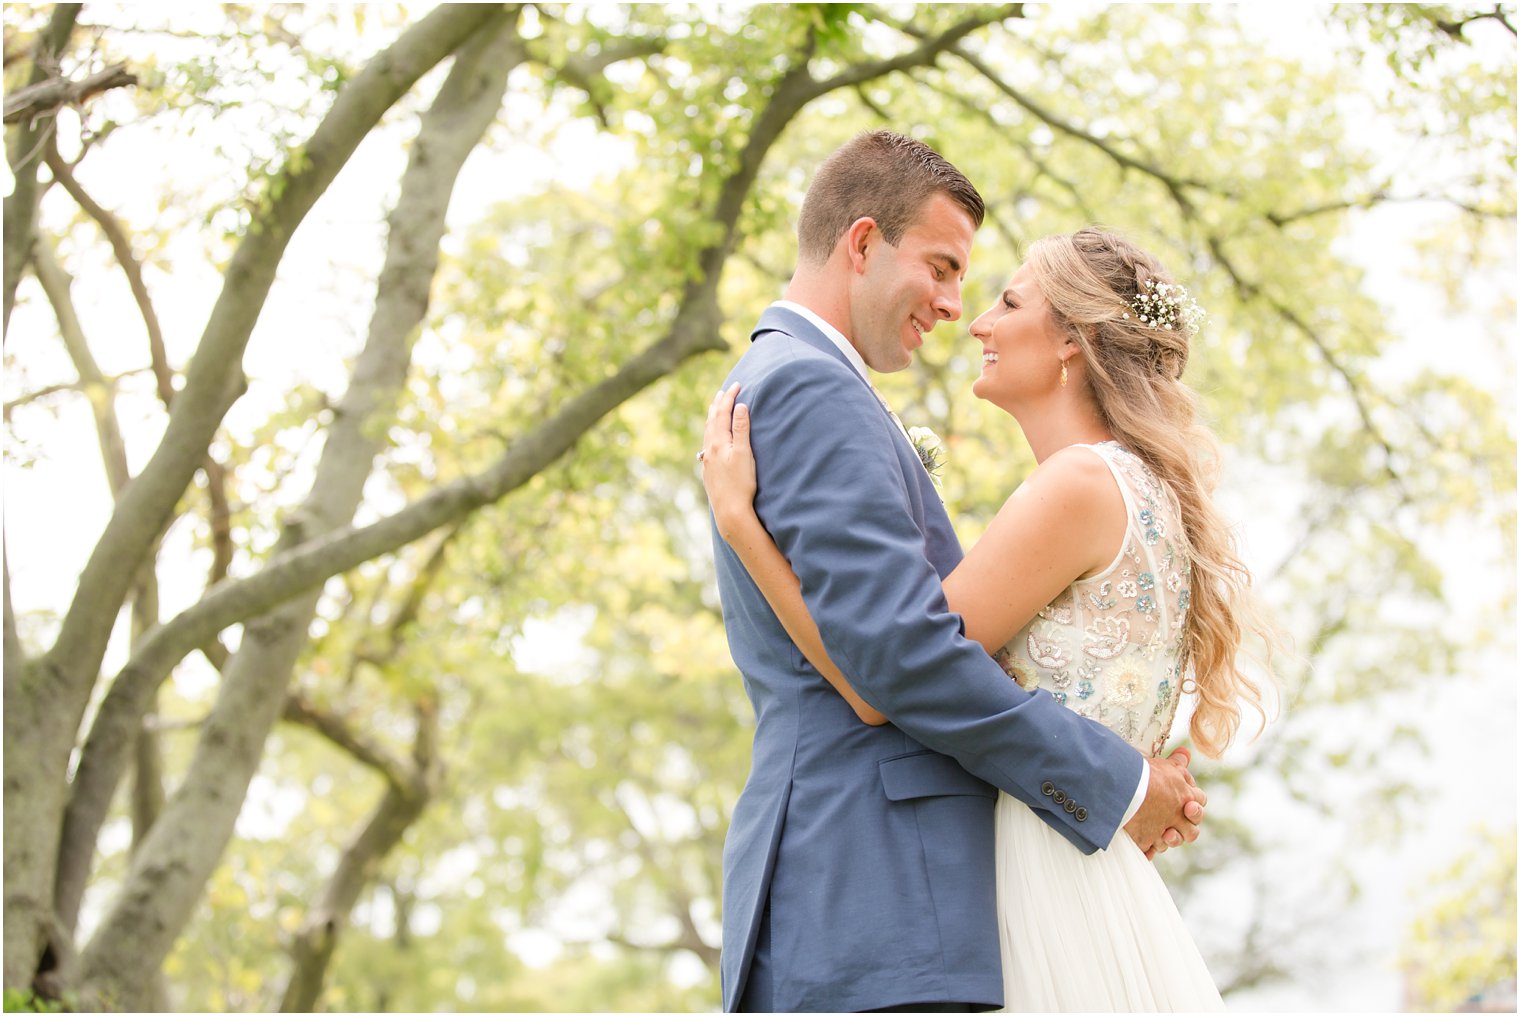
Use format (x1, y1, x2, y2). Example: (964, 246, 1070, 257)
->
(3, 3, 1514, 1012)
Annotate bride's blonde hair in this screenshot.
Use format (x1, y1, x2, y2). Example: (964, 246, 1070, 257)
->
(1027, 227, 1276, 758)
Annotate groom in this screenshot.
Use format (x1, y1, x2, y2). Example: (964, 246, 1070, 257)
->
(710, 131, 1205, 1012)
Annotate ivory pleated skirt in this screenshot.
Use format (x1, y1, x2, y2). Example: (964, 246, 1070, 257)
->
(994, 791, 1226, 1012)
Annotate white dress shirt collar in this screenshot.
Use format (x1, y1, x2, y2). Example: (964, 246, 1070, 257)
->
(772, 300, 869, 383)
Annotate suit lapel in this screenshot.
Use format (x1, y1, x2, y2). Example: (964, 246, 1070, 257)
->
(752, 304, 965, 577)
(752, 305, 921, 462)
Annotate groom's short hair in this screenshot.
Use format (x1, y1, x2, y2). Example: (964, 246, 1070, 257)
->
(797, 130, 984, 265)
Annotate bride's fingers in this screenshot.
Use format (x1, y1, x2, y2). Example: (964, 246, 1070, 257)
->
(712, 384, 741, 448)
(730, 397, 750, 456)
(703, 385, 731, 458)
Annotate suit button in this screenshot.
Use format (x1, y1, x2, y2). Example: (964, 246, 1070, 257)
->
(1075, 807, 1088, 822)
(1052, 789, 1067, 805)
(1041, 781, 1056, 797)
(1064, 799, 1077, 814)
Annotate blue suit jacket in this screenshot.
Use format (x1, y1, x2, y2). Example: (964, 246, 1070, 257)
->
(714, 306, 1145, 1012)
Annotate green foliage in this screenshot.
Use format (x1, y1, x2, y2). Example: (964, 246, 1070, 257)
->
(2, 990, 70, 1013)
(1402, 827, 1518, 1010)
(7, 1, 1513, 1011)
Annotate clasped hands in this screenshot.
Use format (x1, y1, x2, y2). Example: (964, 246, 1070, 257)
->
(1123, 746, 1206, 860)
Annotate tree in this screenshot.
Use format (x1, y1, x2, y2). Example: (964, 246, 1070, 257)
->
(3, 2, 1043, 1008)
(3, 2, 1513, 1011)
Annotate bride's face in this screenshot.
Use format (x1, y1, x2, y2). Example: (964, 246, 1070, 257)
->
(968, 265, 1068, 411)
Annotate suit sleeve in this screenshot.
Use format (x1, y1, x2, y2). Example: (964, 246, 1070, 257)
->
(744, 353, 1145, 853)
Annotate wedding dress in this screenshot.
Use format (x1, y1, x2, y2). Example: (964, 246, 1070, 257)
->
(992, 441, 1225, 1012)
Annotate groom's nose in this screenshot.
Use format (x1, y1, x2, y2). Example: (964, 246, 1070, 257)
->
(933, 287, 962, 322)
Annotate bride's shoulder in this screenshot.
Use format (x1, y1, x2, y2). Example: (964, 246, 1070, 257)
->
(1024, 443, 1118, 497)
(1009, 444, 1124, 523)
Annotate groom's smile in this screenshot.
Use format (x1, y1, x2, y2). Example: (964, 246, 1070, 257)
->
(848, 192, 976, 373)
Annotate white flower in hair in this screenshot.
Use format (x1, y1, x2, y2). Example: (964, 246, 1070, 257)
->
(1125, 279, 1205, 336)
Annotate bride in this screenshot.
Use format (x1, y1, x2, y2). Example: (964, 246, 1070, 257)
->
(702, 227, 1274, 1011)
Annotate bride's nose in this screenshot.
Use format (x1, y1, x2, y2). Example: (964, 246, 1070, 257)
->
(969, 307, 992, 340)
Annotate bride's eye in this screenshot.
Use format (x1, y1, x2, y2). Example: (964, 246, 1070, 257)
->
(1002, 295, 1017, 310)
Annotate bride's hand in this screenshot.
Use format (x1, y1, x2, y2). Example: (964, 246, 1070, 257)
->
(701, 384, 757, 539)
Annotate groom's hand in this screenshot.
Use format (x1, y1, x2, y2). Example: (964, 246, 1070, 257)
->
(1123, 747, 1206, 860)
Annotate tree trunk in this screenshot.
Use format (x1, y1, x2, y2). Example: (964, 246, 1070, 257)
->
(2, 4, 506, 1001)
(72, 9, 525, 1007)
(16, 6, 1019, 1002)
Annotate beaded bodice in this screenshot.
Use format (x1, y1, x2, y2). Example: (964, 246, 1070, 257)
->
(994, 442, 1191, 758)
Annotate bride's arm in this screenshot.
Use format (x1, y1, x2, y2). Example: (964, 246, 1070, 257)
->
(940, 446, 1127, 654)
(702, 386, 1126, 715)
(702, 386, 887, 726)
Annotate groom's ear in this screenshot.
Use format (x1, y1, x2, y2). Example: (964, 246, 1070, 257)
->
(843, 216, 878, 274)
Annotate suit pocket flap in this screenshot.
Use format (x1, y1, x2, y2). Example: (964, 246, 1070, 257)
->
(878, 751, 996, 802)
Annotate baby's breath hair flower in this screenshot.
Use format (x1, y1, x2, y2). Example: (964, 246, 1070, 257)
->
(1120, 279, 1205, 337)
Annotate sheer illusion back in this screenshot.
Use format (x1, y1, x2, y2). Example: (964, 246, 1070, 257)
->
(994, 441, 1190, 758)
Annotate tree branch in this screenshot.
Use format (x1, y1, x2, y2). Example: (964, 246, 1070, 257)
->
(947, 41, 1205, 214)
(34, 236, 177, 936)
(275, 701, 438, 1013)
(810, 6, 1023, 97)
(4, 2, 80, 335)
(1433, 6, 1518, 37)
(605, 789, 721, 970)
(27, 240, 132, 492)
(3, 542, 24, 737)
(43, 139, 175, 403)
(1268, 190, 1515, 226)
(38, 3, 508, 841)
(924, 25, 1428, 505)
(2, 62, 136, 125)
(1203, 234, 1408, 498)
(3, 367, 154, 421)
(916, 71, 1101, 223)
(534, 32, 666, 127)
(73, 11, 522, 1005)
(282, 689, 412, 787)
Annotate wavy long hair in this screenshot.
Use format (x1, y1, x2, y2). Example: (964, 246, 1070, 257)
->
(1027, 227, 1276, 757)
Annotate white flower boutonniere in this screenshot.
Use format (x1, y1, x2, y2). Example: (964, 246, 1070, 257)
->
(907, 426, 946, 489)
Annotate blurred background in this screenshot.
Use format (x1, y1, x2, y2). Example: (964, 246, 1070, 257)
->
(3, 3, 1514, 1011)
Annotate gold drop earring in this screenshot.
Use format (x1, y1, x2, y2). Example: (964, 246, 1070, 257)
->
(1059, 358, 1068, 387)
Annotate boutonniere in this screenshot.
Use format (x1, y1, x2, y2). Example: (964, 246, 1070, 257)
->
(907, 426, 946, 490)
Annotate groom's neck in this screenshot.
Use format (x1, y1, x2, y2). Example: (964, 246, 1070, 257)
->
(784, 265, 857, 353)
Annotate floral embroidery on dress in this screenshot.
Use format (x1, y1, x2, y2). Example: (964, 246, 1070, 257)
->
(1083, 616, 1130, 659)
(1038, 588, 1075, 624)
(993, 442, 1191, 758)
(1027, 632, 1071, 670)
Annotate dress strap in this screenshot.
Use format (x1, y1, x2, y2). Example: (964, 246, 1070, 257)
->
(1067, 442, 1138, 581)
(1073, 442, 1141, 520)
